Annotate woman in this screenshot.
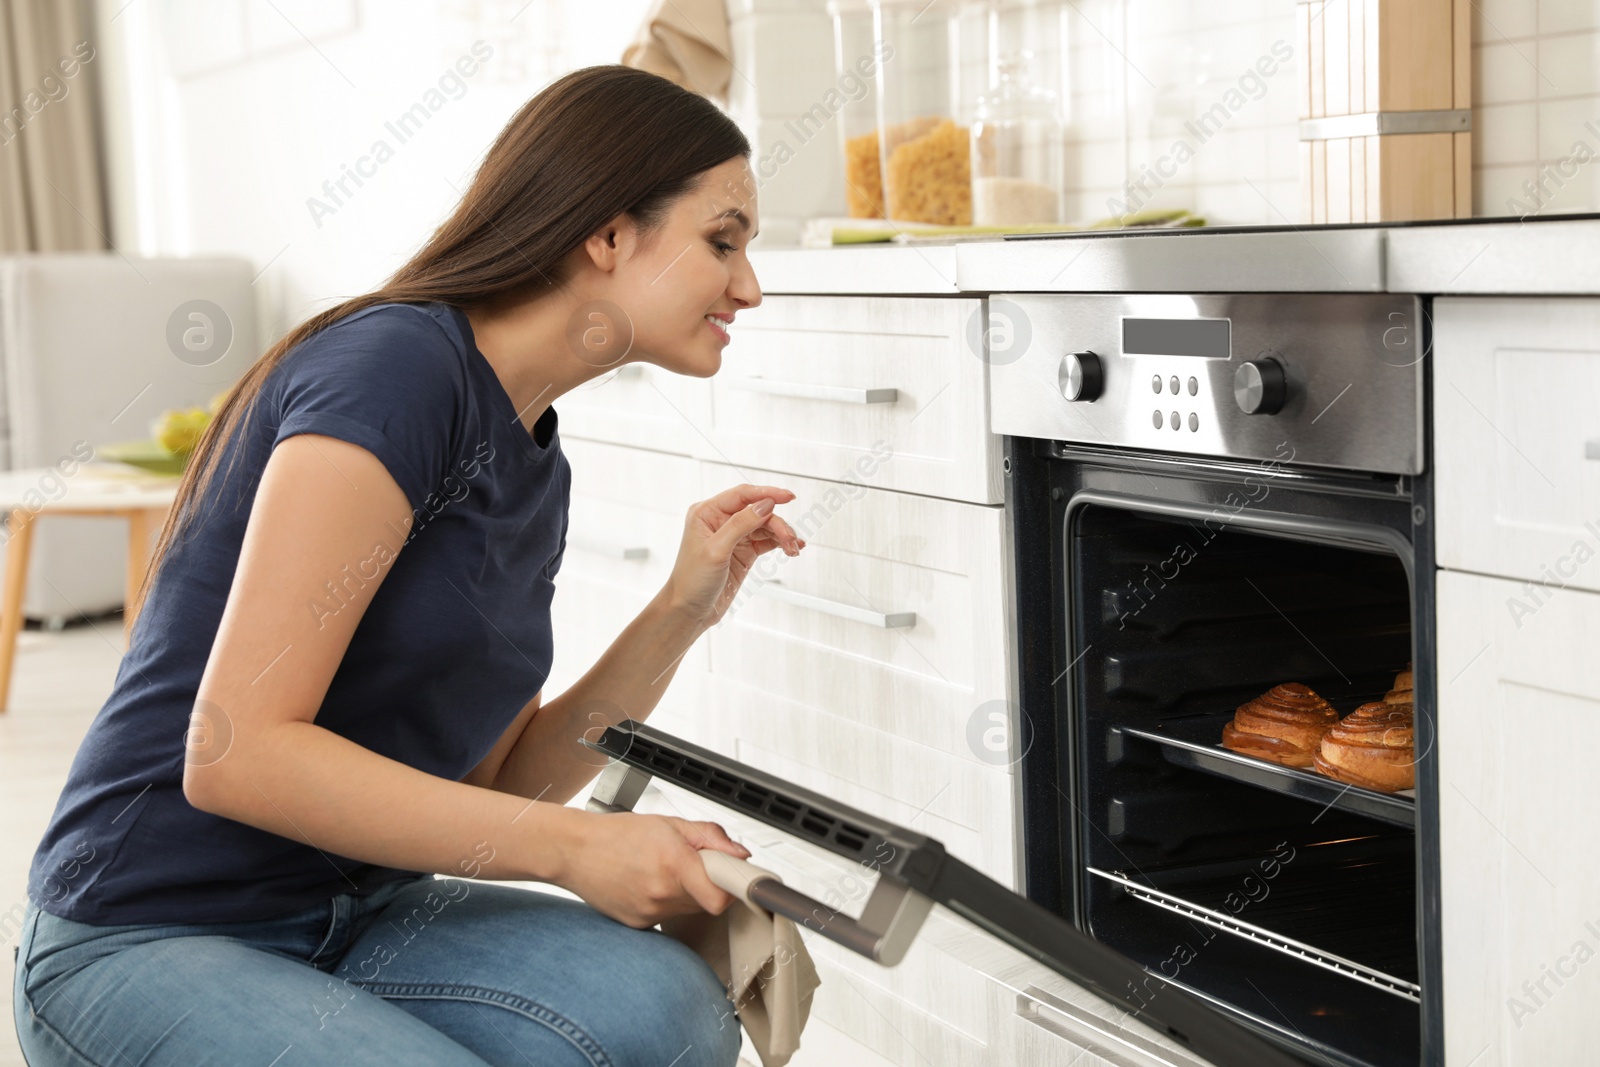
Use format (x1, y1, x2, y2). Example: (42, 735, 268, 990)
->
(13, 65, 805, 1067)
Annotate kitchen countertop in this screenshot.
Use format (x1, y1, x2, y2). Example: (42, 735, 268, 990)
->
(749, 216, 1600, 296)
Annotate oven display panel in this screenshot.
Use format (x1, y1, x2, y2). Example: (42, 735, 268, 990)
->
(1122, 317, 1231, 359)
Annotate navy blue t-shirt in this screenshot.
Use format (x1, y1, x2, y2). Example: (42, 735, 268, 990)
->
(27, 301, 570, 925)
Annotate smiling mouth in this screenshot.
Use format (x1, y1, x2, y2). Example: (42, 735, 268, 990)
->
(705, 315, 731, 343)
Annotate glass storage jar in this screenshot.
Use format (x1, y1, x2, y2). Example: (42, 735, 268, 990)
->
(970, 50, 1065, 225)
(870, 0, 987, 225)
(829, 0, 887, 218)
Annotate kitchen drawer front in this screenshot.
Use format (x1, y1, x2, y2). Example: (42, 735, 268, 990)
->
(695, 461, 1014, 749)
(547, 441, 705, 714)
(1438, 570, 1600, 1067)
(555, 363, 708, 455)
(703, 295, 1003, 504)
(1434, 297, 1600, 591)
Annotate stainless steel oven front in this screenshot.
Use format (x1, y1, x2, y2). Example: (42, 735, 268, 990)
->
(991, 292, 1440, 1067)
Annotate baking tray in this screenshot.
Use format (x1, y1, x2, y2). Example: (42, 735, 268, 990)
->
(1118, 723, 1415, 827)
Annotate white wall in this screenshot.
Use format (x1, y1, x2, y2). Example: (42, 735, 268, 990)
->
(95, 0, 656, 344)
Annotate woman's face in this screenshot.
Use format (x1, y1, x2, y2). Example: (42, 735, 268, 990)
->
(600, 156, 762, 378)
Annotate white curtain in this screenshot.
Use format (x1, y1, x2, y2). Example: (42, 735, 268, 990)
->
(0, 0, 109, 253)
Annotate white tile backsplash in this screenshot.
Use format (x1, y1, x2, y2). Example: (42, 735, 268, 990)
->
(1540, 0, 1600, 35)
(1476, 0, 1541, 41)
(1535, 95, 1600, 158)
(1475, 41, 1540, 104)
(1478, 102, 1542, 165)
(1538, 31, 1600, 97)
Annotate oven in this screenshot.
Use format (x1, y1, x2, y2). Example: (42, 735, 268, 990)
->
(992, 293, 1440, 1067)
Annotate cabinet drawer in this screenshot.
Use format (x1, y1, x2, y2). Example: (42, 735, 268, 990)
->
(704, 295, 1002, 504)
(555, 363, 707, 455)
(547, 441, 704, 705)
(696, 461, 1014, 749)
(1435, 297, 1600, 591)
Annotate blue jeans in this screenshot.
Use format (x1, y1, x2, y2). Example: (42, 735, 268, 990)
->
(12, 874, 742, 1066)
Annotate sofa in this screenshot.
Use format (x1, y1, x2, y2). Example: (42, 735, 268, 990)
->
(0, 254, 258, 621)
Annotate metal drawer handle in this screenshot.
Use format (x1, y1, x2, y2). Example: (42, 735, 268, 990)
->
(728, 376, 898, 405)
(1586, 439, 1599, 460)
(586, 759, 933, 965)
(570, 534, 649, 561)
(755, 579, 915, 628)
(1016, 984, 1211, 1067)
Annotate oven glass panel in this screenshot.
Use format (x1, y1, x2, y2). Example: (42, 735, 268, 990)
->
(1069, 503, 1419, 1067)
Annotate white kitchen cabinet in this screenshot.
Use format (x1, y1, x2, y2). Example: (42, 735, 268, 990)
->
(700, 295, 1003, 505)
(555, 361, 709, 457)
(694, 459, 1018, 886)
(546, 439, 707, 738)
(1437, 569, 1600, 1067)
(1434, 297, 1600, 594)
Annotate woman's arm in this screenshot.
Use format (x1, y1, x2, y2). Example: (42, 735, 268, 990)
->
(182, 434, 745, 925)
(487, 486, 804, 806)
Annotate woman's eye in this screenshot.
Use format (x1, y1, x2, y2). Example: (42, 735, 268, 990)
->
(712, 239, 736, 256)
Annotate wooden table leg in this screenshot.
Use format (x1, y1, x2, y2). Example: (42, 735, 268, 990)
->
(0, 508, 37, 713)
(124, 507, 162, 642)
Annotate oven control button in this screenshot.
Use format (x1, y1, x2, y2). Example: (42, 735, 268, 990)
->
(1151, 409, 1163, 429)
(1059, 351, 1103, 402)
(1187, 376, 1198, 396)
(1151, 374, 1162, 394)
(1234, 357, 1288, 415)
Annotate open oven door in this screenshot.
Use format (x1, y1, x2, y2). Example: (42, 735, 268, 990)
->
(582, 718, 1317, 1067)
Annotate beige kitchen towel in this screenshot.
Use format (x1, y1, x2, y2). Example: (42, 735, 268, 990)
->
(660, 851, 821, 1067)
(620, 0, 733, 103)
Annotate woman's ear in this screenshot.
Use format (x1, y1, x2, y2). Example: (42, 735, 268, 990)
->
(582, 212, 637, 272)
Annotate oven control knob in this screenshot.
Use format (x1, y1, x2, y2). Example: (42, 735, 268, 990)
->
(1058, 351, 1103, 402)
(1234, 357, 1287, 415)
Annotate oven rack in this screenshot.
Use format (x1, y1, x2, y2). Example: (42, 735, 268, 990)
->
(1089, 867, 1422, 1003)
(1117, 724, 1415, 827)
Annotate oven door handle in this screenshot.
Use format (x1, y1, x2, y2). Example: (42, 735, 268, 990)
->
(726, 376, 899, 405)
(585, 758, 933, 966)
(755, 579, 916, 628)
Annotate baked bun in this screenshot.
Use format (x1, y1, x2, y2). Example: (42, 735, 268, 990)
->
(1314, 701, 1415, 792)
(1221, 683, 1341, 768)
(1384, 663, 1414, 703)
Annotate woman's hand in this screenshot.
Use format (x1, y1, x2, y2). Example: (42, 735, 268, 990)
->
(560, 810, 752, 927)
(663, 483, 804, 631)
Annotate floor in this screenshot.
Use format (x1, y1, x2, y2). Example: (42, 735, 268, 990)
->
(0, 624, 894, 1067)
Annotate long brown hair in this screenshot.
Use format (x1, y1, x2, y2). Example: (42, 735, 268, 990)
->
(138, 65, 749, 616)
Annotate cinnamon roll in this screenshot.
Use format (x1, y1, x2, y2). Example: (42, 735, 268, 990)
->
(1314, 701, 1415, 792)
(1221, 683, 1341, 768)
(1385, 664, 1414, 704)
